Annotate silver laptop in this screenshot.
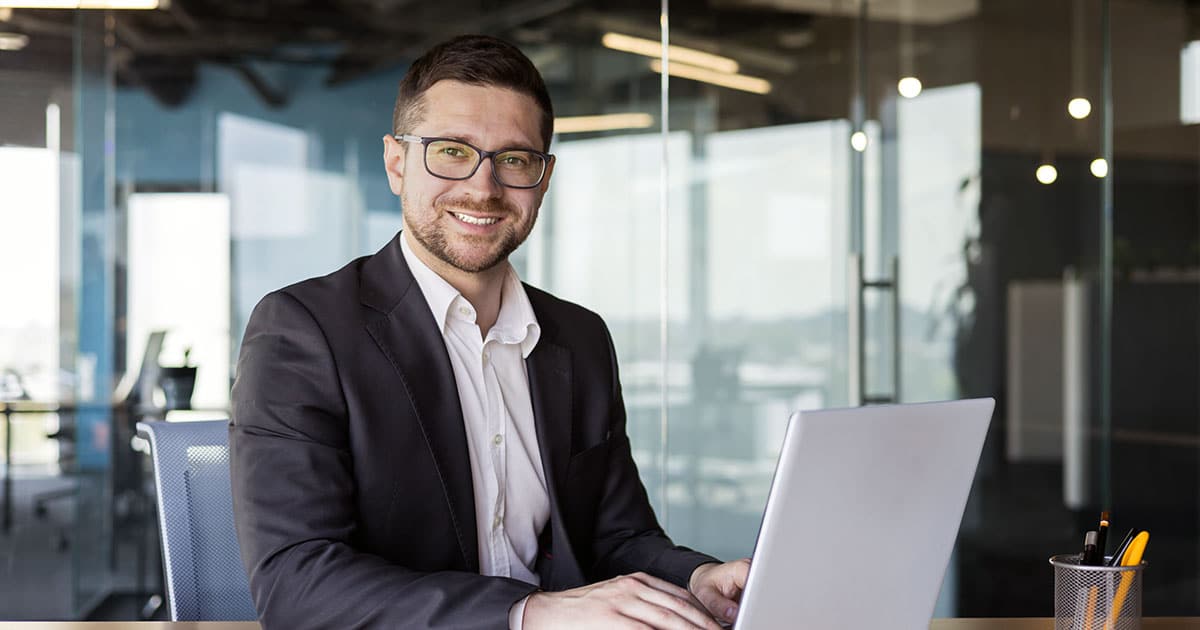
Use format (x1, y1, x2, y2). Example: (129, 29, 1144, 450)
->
(734, 398, 994, 630)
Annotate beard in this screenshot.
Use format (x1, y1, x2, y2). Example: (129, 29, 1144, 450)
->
(404, 194, 535, 274)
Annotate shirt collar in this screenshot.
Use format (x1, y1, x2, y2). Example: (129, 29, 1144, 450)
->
(493, 263, 541, 358)
(400, 233, 541, 358)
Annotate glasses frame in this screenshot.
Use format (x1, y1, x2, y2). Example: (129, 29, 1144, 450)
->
(394, 134, 553, 189)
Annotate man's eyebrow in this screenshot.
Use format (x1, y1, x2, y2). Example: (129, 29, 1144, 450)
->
(437, 131, 540, 152)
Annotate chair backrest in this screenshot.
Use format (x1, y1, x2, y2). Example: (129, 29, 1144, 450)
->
(137, 419, 257, 621)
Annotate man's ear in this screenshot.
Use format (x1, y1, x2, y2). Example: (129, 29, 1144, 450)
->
(383, 135, 406, 196)
(538, 154, 556, 194)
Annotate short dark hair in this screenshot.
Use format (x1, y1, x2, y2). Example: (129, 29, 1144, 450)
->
(392, 34, 554, 151)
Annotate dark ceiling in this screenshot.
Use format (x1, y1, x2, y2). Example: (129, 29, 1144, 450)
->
(0, 0, 816, 109)
(9, 0, 1199, 160)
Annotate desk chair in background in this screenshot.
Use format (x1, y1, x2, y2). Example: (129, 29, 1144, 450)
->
(0, 367, 77, 550)
(137, 420, 257, 621)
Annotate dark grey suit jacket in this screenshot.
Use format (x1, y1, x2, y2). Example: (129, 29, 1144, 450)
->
(229, 233, 717, 629)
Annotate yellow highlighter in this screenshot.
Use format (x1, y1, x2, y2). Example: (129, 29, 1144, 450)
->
(1104, 531, 1149, 630)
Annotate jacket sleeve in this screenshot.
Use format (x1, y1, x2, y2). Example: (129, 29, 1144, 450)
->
(229, 290, 536, 630)
(587, 322, 721, 588)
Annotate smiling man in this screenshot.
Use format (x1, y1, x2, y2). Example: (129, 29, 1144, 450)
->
(229, 34, 749, 630)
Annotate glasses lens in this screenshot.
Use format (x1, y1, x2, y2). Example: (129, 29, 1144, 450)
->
(494, 150, 546, 187)
(425, 140, 479, 179)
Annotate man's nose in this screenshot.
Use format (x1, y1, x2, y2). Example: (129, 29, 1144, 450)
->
(461, 155, 504, 197)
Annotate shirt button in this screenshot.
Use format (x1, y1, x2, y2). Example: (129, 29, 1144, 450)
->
(492, 434, 503, 446)
(492, 515, 501, 529)
(458, 306, 472, 317)
(482, 351, 491, 363)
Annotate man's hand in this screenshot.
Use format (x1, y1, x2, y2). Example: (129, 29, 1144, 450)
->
(688, 559, 751, 625)
(523, 572, 725, 630)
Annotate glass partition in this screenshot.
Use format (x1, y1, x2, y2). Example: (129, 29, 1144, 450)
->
(1108, 0, 1199, 614)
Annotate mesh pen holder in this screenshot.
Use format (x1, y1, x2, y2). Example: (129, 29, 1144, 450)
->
(1050, 554, 1146, 630)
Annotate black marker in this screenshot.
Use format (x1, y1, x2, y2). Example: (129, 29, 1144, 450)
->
(1081, 530, 1100, 565)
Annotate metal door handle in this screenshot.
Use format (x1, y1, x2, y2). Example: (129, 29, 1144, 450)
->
(848, 254, 900, 405)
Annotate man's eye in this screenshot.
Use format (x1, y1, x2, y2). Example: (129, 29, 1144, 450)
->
(499, 154, 530, 167)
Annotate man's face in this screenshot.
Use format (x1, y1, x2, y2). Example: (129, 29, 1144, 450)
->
(384, 80, 553, 274)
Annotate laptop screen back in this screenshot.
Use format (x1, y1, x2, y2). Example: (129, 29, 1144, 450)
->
(734, 398, 994, 630)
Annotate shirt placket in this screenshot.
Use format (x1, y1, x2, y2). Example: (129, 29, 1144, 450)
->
(450, 301, 504, 577)
(482, 339, 509, 576)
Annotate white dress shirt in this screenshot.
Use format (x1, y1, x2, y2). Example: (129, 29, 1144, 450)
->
(400, 236, 549, 628)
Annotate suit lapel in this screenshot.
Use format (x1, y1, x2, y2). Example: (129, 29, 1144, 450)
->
(526, 294, 584, 588)
(360, 234, 479, 573)
(527, 339, 572, 505)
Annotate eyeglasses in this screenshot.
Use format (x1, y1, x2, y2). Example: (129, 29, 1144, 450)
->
(395, 134, 552, 189)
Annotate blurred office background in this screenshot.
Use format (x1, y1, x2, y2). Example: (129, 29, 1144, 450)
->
(0, 0, 1196, 620)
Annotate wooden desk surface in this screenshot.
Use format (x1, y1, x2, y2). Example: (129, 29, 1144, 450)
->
(2, 619, 1199, 629)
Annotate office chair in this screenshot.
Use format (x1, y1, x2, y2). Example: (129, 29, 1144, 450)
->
(32, 417, 75, 552)
(136, 419, 257, 621)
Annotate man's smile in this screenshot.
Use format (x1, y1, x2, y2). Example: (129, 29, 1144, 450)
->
(451, 211, 501, 226)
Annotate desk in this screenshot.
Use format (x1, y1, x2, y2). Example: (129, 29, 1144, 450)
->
(2, 620, 1200, 629)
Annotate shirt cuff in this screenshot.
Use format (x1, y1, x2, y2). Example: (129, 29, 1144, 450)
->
(509, 594, 531, 630)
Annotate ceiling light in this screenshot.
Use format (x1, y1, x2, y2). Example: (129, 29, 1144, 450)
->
(649, 60, 771, 95)
(0, 31, 26, 50)
(897, 76, 923, 98)
(1068, 97, 1092, 119)
(554, 113, 654, 134)
(1036, 164, 1058, 185)
(779, 30, 815, 49)
(850, 131, 868, 152)
(1182, 41, 1200, 124)
(0, 8, 11, 19)
(46, 103, 59, 151)
(603, 32, 739, 74)
(0, 0, 159, 8)
(1090, 158, 1108, 178)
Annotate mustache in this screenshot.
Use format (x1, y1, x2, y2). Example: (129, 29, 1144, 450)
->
(436, 196, 516, 217)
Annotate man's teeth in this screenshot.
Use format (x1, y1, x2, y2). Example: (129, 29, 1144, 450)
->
(453, 212, 499, 226)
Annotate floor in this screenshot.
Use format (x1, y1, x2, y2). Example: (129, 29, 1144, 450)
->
(0, 471, 165, 621)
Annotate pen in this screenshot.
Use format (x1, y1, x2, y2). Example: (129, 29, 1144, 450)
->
(1105, 530, 1150, 630)
(1106, 528, 1136, 567)
(1096, 511, 1110, 561)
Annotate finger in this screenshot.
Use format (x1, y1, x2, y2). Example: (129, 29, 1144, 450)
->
(695, 590, 740, 624)
(630, 583, 723, 630)
(627, 572, 695, 600)
(629, 574, 720, 626)
(730, 559, 751, 590)
(610, 615, 653, 630)
(617, 595, 721, 630)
